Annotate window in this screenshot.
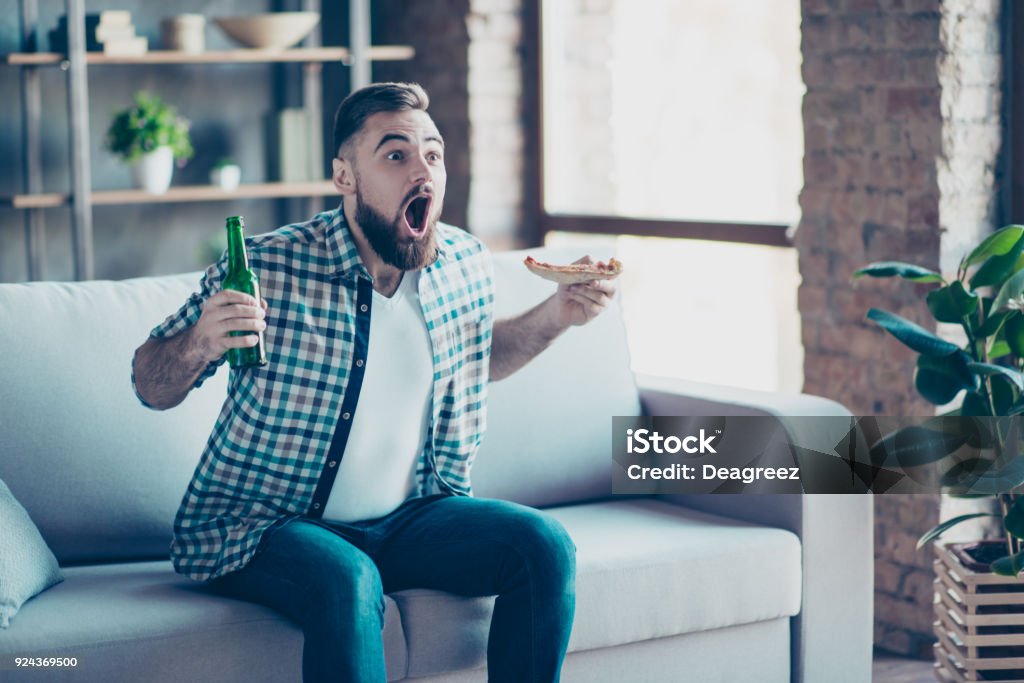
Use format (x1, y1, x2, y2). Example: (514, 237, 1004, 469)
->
(532, 0, 805, 391)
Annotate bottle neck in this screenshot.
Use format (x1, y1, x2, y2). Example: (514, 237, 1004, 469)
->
(226, 225, 249, 272)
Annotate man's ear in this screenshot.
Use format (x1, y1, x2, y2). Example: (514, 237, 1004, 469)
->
(333, 157, 356, 197)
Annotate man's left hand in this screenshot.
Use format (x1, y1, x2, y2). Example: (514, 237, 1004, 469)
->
(550, 255, 618, 328)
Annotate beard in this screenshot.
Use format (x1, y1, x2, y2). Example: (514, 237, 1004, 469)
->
(354, 186, 439, 271)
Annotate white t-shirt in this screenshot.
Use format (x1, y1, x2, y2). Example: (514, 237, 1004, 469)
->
(321, 271, 433, 523)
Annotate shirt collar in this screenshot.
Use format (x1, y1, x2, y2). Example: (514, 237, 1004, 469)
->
(325, 203, 449, 282)
(325, 205, 370, 282)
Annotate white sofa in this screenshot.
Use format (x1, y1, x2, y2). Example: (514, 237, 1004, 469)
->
(0, 246, 872, 682)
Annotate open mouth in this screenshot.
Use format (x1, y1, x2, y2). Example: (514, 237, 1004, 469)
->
(403, 195, 431, 237)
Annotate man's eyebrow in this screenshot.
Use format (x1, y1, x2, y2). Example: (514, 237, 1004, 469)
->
(375, 133, 411, 152)
(374, 132, 446, 152)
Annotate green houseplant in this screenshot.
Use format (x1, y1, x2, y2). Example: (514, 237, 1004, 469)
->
(857, 225, 1024, 680)
(855, 224, 1024, 572)
(104, 91, 193, 194)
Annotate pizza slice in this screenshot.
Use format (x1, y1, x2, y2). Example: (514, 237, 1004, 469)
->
(523, 255, 623, 285)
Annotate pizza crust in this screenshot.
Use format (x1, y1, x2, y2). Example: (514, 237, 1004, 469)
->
(523, 255, 623, 284)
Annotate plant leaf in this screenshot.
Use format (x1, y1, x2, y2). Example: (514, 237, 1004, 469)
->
(1006, 498, 1024, 539)
(992, 550, 1024, 576)
(943, 456, 1024, 495)
(989, 339, 1012, 360)
(917, 513, 996, 549)
(940, 458, 994, 489)
(965, 226, 1024, 268)
(853, 262, 943, 283)
(992, 377, 1018, 415)
(917, 352, 978, 405)
(866, 308, 960, 356)
(968, 362, 1024, 393)
(870, 423, 969, 468)
(970, 232, 1024, 288)
(977, 311, 1010, 338)
(927, 281, 980, 323)
(992, 270, 1024, 312)
(961, 391, 992, 417)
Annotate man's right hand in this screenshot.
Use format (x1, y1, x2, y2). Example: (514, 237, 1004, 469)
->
(188, 290, 268, 363)
(133, 290, 269, 411)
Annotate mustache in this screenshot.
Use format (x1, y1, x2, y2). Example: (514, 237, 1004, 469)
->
(402, 185, 434, 206)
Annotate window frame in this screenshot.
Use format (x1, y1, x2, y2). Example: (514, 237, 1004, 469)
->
(523, 0, 794, 249)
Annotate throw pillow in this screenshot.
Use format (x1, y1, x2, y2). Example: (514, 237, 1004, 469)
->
(0, 478, 63, 628)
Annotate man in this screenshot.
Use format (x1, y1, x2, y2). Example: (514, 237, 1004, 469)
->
(132, 82, 616, 683)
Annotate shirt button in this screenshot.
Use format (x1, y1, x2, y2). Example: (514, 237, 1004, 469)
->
(313, 502, 321, 509)
(328, 460, 337, 468)
(355, 359, 364, 367)
(360, 304, 368, 312)
(342, 412, 351, 420)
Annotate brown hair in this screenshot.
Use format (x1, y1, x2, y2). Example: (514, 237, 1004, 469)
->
(332, 82, 429, 158)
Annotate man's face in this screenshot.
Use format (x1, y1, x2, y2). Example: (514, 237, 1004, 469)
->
(337, 109, 446, 271)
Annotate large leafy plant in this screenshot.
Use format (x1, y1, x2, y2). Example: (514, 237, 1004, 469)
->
(855, 224, 1024, 575)
(105, 91, 193, 164)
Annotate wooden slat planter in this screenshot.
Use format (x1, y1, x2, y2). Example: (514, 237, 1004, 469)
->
(933, 543, 1024, 682)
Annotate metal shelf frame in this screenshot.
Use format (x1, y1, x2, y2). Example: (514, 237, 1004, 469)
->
(11, 0, 383, 281)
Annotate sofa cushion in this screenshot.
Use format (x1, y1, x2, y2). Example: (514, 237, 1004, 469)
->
(0, 478, 63, 628)
(472, 247, 642, 507)
(391, 498, 801, 678)
(0, 275, 228, 564)
(0, 561, 408, 682)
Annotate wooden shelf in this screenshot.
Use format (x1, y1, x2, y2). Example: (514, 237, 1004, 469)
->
(5, 45, 415, 66)
(6, 181, 337, 209)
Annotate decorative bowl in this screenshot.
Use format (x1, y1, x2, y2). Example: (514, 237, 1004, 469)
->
(213, 12, 319, 50)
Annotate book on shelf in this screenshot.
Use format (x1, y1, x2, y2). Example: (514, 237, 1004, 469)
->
(275, 109, 323, 183)
(98, 10, 132, 27)
(95, 23, 137, 44)
(102, 36, 148, 57)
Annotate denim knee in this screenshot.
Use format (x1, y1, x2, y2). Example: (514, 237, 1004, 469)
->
(508, 510, 577, 589)
(308, 551, 386, 625)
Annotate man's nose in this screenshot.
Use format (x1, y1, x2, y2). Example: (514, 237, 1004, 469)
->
(409, 152, 431, 184)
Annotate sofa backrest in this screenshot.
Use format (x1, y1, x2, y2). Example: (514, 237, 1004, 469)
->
(0, 246, 639, 564)
(0, 274, 228, 564)
(472, 247, 641, 505)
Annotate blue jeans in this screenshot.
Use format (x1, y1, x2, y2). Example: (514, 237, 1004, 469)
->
(208, 495, 577, 683)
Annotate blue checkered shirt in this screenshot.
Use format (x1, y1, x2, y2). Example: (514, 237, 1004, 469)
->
(134, 208, 494, 581)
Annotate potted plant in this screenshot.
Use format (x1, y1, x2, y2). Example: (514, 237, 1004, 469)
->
(210, 157, 241, 191)
(855, 224, 1024, 679)
(105, 91, 193, 194)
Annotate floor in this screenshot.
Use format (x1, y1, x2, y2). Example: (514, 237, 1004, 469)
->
(873, 652, 935, 683)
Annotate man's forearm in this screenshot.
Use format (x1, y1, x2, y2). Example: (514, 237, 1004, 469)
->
(133, 329, 209, 410)
(490, 296, 568, 382)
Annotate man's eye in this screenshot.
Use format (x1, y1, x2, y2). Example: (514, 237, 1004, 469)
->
(428, 152, 443, 162)
(386, 151, 403, 161)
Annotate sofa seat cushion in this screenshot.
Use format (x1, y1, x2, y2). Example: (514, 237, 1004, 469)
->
(0, 561, 409, 682)
(392, 498, 802, 678)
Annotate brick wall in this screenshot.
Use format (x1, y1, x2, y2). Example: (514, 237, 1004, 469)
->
(376, 0, 472, 232)
(377, 0, 527, 247)
(799, 0, 1003, 658)
(466, 0, 527, 248)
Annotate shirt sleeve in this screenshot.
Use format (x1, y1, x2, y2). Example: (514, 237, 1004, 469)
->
(130, 253, 230, 407)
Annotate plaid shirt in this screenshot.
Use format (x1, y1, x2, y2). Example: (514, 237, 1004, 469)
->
(134, 207, 494, 581)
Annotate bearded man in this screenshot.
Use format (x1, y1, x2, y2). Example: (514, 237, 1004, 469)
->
(131, 82, 616, 683)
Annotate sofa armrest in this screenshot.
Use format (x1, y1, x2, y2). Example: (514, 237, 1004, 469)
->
(636, 374, 873, 683)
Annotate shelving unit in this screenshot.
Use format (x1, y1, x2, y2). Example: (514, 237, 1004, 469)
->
(5, 181, 339, 209)
(5, 45, 415, 66)
(6, 0, 414, 281)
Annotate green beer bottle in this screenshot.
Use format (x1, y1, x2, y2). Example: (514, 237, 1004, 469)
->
(223, 216, 268, 369)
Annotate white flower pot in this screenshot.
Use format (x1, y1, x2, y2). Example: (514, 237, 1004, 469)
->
(133, 146, 174, 194)
(210, 164, 241, 191)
